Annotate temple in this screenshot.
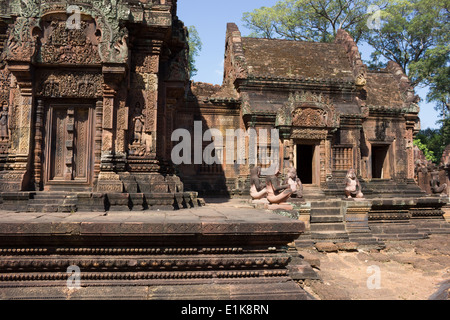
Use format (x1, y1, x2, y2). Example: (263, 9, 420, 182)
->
(0, 0, 448, 300)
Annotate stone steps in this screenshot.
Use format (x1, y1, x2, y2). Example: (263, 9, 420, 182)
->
(369, 222, 429, 241)
(310, 208, 342, 216)
(305, 200, 350, 243)
(311, 215, 344, 223)
(310, 231, 350, 241)
(27, 194, 77, 213)
(302, 187, 327, 201)
(410, 219, 450, 235)
(310, 222, 346, 232)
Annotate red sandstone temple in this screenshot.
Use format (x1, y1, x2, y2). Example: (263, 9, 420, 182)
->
(0, 0, 434, 204)
(0, 0, 448, 301)
(0, 0, 448, 216)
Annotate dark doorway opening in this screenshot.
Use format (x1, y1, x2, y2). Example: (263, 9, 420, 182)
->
(372, 145, 389, 179)
(297, 145, 314, 184)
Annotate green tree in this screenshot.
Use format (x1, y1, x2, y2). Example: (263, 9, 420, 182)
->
(365, 0, 448, 88)
(415, 119, 450, 163)
(187, 26, 202, 78)
(242, 0, 379, 43)
(414, 138, 436, 162)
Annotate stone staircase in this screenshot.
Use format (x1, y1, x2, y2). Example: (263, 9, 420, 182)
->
(27, 192, 77, 213)
(309, 200, 349, 241)
(296, 200, 349, 247)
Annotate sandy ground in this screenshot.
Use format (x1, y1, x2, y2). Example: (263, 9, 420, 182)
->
(297, 234, 450, 300)
(198, 199, 450, 300)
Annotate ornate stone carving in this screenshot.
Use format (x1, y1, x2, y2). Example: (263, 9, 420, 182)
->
(249, 166, 267, 200)
(430, 170, 447, 195)
(0, 102, 9, 141)
(293, 107, 327, 128)
(283, 167, 304, 200)
(6, 17, 40, 62)
(276, 91, 340, 130)
(38, 20, 101, 64)
(265, 171, 293, 205)
(36, 70, 103, 98)
(335, 29, 367, 89)
(291, 128, 328, 140)
(102, 97, 113, 129)
(132, 53, 159, 74)
(129, 102, 153, 157)
(167, 49, 189, 82)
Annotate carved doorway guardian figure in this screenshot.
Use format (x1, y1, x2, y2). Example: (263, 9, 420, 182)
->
(0, 102, 8, 141)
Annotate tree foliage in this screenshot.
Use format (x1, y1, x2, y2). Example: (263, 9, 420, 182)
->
(242, 0, 376, 43)
(187, 26, 202, 78)
(415, 118, 450, 164)
(365, 0, 448, 87)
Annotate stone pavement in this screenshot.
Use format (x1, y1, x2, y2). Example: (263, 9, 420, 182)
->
(0, 199, 301, 238)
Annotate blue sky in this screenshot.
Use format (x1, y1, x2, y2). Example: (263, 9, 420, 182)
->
(177, 0, 441, 130)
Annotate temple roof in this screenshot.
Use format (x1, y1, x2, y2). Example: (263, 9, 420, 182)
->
(240, 37, 354, 81)
(365, 71, 404, 108)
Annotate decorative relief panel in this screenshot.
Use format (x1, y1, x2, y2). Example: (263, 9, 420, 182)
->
(37, 20, 101, 64)
(5, 18, 40, 62)
(36, 70, 103, 98)
(102, 97, 114, 130)
(292, 107, 328, 128)
(276, 91, 339, 130)
(291, 128, 328, 140)
(0, 68, 10, 147)
(132, 54, 159, 74)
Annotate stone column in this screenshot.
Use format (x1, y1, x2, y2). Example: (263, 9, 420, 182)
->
(0, 62, 34, 191)
(33, 99, 44, 190)
(93, 99, 103, 186)
(96, 64, 128, 194)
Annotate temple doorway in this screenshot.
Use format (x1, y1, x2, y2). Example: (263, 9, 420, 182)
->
(296, 144, 318, 185)
(43, 103, 95, 190)
(372, 145, 390, 179)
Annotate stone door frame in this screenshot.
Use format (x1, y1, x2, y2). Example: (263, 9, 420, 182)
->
(42, 101, 96, 191)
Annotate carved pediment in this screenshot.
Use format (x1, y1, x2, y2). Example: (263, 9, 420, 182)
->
(276, 91, 340, 129)
(292, 107, 328, 127)
(6, 1, 130, 65)
(37, 20, 101, 64)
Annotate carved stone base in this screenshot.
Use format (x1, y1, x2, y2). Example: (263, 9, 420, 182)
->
(0, 208, 308, 300)
(107, 193, 130, 211)
(0, 171, 25, 192)
(96, 172, 124, 193)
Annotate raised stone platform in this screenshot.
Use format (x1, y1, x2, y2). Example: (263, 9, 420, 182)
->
(268, 196, 450, 250)
(0, 205, 309, 300)
(0, 191, 202, 212)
